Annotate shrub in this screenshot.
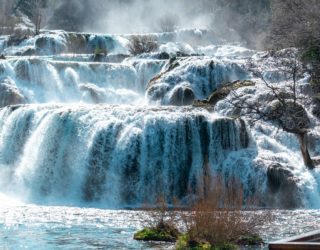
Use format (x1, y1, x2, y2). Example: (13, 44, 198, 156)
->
(127, 35, 159, 56)
(178, 158, 271, 248)
(134, 159, 271, 248)
(134, 196, 180, 242)
(134, 224, 179, 242)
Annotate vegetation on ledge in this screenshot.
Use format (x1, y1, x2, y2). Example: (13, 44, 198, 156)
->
(134, 221, 180, 242)
(193, 80, 255, 108)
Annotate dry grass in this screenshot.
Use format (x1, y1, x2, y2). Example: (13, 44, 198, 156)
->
(138, 158, 272, 247)
(180, 158, 272, 246)
(141, 196, 179, 232)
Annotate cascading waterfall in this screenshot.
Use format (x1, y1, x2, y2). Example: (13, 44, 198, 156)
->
(0, 57, 167, 105)
(0, 105, 250, 207)
(0, 29, 319, 208)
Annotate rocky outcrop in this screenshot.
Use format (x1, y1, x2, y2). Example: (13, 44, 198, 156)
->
(267, 100, 310, 134)
(66, 33, 89, 54)
(312, 94, 320, 119)
(194, 80, 255, 108)
(169, 86, 195, 106)
(14, 60, 30, 81)
(267, 163, 302, 208)
(0, 78, 26, 107)
(147, 58, 248, 105)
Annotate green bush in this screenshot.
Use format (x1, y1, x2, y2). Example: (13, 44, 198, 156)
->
(176, 234, 238, 250)
(134, 223, 179, 242)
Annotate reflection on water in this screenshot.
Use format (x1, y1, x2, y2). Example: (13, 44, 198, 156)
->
(0, 205, 319, 249)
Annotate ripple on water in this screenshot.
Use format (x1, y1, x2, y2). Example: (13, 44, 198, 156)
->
(0, 206, 319, 249)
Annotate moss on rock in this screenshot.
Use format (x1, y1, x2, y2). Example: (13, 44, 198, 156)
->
(134, 223, 179, 242)
(193, 80, 255, 108)
(176, 234, 238, 250)
(236, 234, 264, 246)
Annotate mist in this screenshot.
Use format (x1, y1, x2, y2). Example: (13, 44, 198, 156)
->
(48, 0, 214, 34)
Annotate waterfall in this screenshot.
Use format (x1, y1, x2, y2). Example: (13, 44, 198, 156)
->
(0, 29, 319, 208)
(0, 105, 252, 207)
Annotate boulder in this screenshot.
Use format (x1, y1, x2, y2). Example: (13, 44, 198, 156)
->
(267, 163, 302, 208)
(0, 78, 25, 107)
(157, 52, 170, 60)
(67, 34, 88, 54)
(22, 48, 36, 56)
(312, 94, 320, 119)
(267, 100, 310, 134)
(146, 83, 170, 102)
(14, 60, 30, 81)
(169, 86, 195, 106)
(35, 37, 48, 50)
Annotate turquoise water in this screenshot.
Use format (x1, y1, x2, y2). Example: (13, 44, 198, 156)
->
(0, 203, 319, 249)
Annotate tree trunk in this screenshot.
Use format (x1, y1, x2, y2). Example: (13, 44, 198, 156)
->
(297, 133, 314, 170)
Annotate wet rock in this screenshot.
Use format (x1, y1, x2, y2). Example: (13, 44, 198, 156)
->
(105, 54, 129, 63)
(7, 35, 27, 47)
(15, 60, 29, 81)
(193, 80, 255, 108)
(312, 94, 320, 119)
(147, 84, 170, 102)
(35, 37, 48, 50)
(92, 53, 106, 62)
(208, 80, 255, 105)
(67, 34, 88, 54)
(157, 52, 170, 60)
(169, 86, 195, 106)
(35, 36, 62, 54)
(0, 78, 26, 107)
(22, 48, 36, 56)
(267, 163, 302, 208)
(267, 100, 310, 134)
(147, 59, 180, 90)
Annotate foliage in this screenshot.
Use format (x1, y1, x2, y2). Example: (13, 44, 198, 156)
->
(134, 196, 180, 242)
(176, 234, 238, 250)
(127, 35, 159, 56)
(236, 234, 264, 246)
(134, 223, 179, 242)
(180, 174, 269, 247)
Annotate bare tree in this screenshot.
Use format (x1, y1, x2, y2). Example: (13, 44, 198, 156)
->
(269, 0, 320, 49)
(127, 35, 159, 56)
(227, 52, 315, 169)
